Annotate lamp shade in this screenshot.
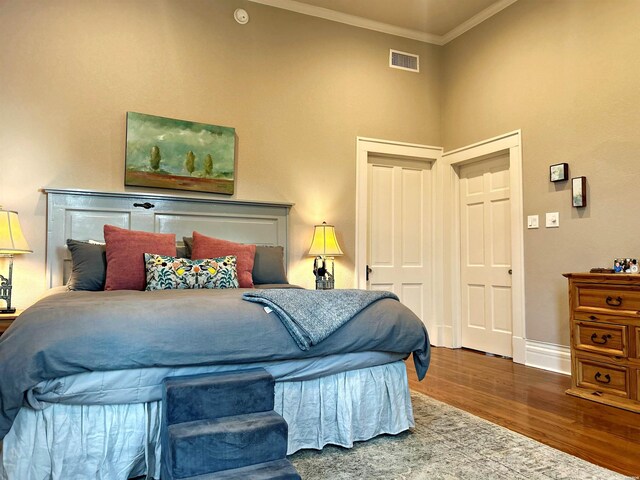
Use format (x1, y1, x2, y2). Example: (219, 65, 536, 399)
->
(308, 222, 343, 256)
(0, 209, 32, 255)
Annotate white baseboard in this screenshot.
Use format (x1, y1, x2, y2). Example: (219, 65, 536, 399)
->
(430, 324, 453, 347)
(428, 334, 571, 376)
(512, 336, 526, 365)
(525, 340, 571, 375)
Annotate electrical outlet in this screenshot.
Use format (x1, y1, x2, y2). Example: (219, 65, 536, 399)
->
(546, 212, 559, 228)
(527, 215, 539, 229)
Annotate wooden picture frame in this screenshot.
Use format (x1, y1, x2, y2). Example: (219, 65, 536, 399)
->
(549, 163, 568, 182)
(613, 258, 638, 274)
(572, 176, 587, 207)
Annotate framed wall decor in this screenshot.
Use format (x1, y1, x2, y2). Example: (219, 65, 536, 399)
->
(572, 176, 587, 207)
(549, 163, 568, 182)
(125, 112, 236, 195)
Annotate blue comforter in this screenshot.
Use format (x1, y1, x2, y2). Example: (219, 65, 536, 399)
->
(0, 288, 430, 440)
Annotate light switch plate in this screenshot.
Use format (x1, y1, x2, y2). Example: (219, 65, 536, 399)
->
(527, 215, 539, 229)
(546, 212, 559, 228)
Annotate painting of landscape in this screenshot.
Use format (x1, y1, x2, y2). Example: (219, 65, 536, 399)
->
(125, 112, 235, 195)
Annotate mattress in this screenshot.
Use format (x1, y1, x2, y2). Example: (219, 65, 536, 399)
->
(27, 351, 406, 406)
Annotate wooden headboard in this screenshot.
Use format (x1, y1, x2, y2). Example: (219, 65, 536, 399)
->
(44, 188, 292, 288)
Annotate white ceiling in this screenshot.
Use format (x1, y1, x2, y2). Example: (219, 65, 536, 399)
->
(248, 0, 518, 45)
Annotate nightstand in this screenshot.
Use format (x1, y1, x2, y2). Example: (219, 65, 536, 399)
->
(0, 310, 21, 337)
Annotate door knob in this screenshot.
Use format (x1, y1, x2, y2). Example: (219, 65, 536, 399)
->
(508, 269, 512, 275)
(366, 265, 372, 281)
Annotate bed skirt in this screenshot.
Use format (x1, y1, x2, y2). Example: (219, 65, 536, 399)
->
(0, 361, 413, 480)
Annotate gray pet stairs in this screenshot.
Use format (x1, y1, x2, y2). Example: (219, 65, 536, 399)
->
(161, 368, 301, 480)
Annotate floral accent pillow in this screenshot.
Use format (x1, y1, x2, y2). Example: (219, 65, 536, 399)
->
(190, 232, 256, 288)
(144, 254, 239, 290)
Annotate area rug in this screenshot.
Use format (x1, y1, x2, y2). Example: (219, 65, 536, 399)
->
(289, 392, 634, 480)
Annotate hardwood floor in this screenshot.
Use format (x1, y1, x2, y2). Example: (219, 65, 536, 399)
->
(406, 347, 640, 478)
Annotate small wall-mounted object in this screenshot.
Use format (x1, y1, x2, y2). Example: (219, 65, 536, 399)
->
(234, 8, 249, 24)
(545, 212, 559, 228)
(572, 176, 587, 207)
(527, 215, 539, 229)
(389, 49, 420, 72)
(550, 163, 568, 182)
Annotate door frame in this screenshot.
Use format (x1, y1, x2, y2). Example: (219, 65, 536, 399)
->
(441, 130, 525, 364)
(355, 137, 443, 335)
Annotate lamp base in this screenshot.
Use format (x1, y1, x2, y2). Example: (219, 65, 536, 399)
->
(313, 256, 336, 290)
(315, 277, 334, 290)
(0, 307, 16, 314)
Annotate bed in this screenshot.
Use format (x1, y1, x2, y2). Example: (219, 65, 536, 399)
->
(0, 189, 430, 480)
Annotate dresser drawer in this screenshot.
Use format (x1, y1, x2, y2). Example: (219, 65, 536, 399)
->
(576, 358, 629, 398)
(635, 328, 640, 360)
(575, 285, 640, 314)
(574, 321, 627, 356)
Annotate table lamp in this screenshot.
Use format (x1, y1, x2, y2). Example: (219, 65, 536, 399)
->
(0, 208, 32, 313)
(308, 221, 343, 290)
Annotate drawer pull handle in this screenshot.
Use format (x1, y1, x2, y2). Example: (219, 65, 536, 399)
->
(590, 333, 612, 345)
(605, 296, 623, 307)
(133, 202, 155, 210)
(589, 315, 598, 320)
(594, 372, 611, 384)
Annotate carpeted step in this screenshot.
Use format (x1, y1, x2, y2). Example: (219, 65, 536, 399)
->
(165, 459, 301, 480)
(164, 410, 289, 479)
(163, 368, 275, 425)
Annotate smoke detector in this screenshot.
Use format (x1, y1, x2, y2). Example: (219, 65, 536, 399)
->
(234, 8, 249, 25)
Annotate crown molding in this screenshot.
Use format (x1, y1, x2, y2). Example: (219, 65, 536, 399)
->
(441, 0, 519, 44)
(248, 0, 444, 45)
(248, 0, 519, 46)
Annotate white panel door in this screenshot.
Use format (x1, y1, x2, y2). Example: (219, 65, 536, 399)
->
(368, 156, 432, 325)
(459, 154, 512, 357)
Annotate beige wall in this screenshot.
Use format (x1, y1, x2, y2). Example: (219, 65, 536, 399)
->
(442, 0, 640, 344)
(4, 0, 637, 350)
(0, 0, 441, 306)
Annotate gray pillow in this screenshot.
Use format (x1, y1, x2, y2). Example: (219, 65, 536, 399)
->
(252, 246, 288, 285)
(183, 236, 194, 258)
(183, 237, 288, 285)
(66, 239, 106, 291)
(176, 244, 188, 259)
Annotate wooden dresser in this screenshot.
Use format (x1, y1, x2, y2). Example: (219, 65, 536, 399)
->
(564, 273, 640, 413)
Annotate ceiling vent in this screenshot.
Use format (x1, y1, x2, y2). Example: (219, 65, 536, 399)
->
(389, 49, 419, 73)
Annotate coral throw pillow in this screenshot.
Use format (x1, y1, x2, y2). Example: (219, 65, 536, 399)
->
(191, 231, 256, 288)
(104, 225, 176, 291)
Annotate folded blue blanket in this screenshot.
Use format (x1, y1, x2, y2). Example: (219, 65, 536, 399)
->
(243, 289, 399, 350)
